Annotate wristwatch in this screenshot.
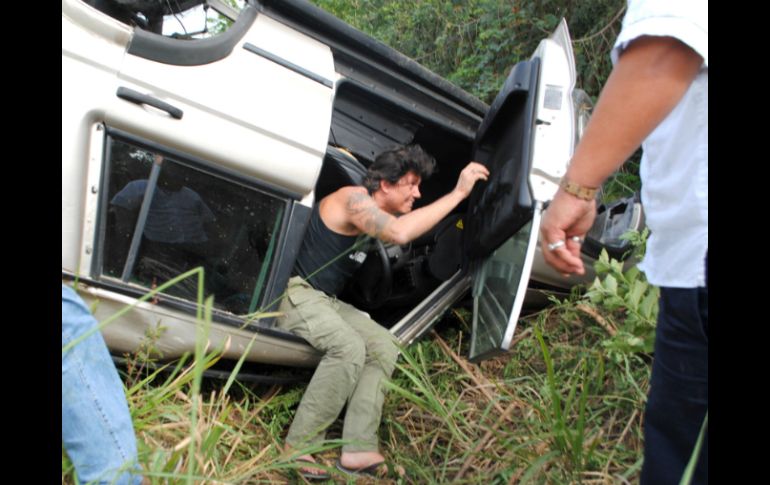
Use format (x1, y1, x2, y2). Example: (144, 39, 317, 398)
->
(559, 178, 598, 201)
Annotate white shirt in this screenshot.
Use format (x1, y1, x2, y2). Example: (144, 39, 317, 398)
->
(612, 0, 708, 288)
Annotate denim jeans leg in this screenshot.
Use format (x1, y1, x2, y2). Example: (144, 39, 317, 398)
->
(62, 284, 143, 485)
(641, 285, 708, 485)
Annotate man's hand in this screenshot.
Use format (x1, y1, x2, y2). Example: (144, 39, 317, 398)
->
(540, 189, 596, 276)
(539, 36, 703, 277)
(453, 162, 490, 198)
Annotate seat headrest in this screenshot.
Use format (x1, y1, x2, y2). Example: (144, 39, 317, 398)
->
(315, 147, 367, 198)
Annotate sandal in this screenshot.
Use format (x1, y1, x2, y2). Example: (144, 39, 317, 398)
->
(335, 459, 405, 479)
(296, 457, 331, 481)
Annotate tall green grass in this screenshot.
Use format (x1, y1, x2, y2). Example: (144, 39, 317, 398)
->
(375, 304, 649, 484)
(63, 269, 344, 484)
(63, 254, 653, 484)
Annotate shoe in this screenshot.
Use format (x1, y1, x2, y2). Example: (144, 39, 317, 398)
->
(296, 458, 331, 481)
(335, 459, 404, 479)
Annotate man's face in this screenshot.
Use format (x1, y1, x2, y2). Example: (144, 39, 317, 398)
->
(383, 171, 422, 214)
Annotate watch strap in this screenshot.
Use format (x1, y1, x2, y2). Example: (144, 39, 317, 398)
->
(559, 178, 598, 201)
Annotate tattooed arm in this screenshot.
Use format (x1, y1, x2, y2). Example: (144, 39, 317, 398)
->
(345, 190, 398, 241)
(344, 162, 489, 245)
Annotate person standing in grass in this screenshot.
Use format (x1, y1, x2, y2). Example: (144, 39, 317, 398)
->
(277, 144, 488, 479)
(539, 1, 707, 483)
(62, 284, 149, 485)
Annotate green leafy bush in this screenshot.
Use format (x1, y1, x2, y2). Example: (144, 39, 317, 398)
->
(583, 230, 658, 359)
(312, 0, 627, 104)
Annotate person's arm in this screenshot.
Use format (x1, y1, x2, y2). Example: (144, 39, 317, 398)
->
(540, 35, 704, 275)
(347, 161, 489, 245)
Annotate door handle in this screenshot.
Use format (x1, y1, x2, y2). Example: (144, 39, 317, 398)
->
(116, 87, 184, 120)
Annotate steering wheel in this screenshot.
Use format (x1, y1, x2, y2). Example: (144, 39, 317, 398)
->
(351, 239, 393, 309)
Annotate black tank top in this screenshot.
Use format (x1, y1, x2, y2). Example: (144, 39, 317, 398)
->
(294, 203, 365, 296)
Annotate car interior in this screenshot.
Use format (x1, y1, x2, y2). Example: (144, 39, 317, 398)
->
(316, 87, 478, 327)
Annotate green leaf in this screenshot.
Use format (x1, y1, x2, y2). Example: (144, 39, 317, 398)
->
(626, 279, 647, 308)
(595, 249, 611, 274)
(624, 266, 640, 284)
(626, 336, 643, 348)
(605, 295, 625, 310)
(603, 274, 618, 294)
(640, 290, 659, 320)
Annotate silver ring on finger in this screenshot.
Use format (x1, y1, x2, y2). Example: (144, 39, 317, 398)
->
(547, 240, 565, 251)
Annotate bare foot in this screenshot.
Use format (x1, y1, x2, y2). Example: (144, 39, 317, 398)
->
(339, 451, 405, 478)
(283, 446, 329, 479)
(297, 454, 328, 478)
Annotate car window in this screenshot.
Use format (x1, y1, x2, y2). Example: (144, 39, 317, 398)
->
(162, 2, 243, 39)
(469, 216, 538, 362)
(81, 0, 243, 38)
(99, 136, 287, 316)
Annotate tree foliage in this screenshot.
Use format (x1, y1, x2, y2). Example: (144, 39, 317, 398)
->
(311, 0, 640, 198)
(311, 0, 627, 104)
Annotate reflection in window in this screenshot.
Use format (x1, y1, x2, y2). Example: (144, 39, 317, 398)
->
(101, 137, 286, 315)
(82, 0, 243, 38)
(469, 218, 533, 361)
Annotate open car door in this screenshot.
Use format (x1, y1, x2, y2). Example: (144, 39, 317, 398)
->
(463, 19, 578, 362)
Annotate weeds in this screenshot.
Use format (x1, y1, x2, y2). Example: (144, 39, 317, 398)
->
(582, 230, 659, 361)
(64, 238, 654, 483)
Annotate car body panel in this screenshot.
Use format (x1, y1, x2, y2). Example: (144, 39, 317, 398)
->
(62, 0, 644, 369)
(528, 19, 577, 203)
(63, 3, 130, 273)
(112, 12, 334, 197)
(63, 0, 336, 363)
(77, 282, 323, 367)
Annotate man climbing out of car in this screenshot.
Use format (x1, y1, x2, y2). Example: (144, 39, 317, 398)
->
(277, 144, 489, 479)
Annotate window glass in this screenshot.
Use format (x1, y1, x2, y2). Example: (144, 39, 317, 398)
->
(469, 218, 533, 361)
(81, 0, 243, 38)
(101, 137, 286, 315)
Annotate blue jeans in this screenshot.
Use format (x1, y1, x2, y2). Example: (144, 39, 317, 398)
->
(641, 279, 708, 484)
(62, 284, 143, 485)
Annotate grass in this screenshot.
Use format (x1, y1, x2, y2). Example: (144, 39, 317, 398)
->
(63, 268, 651, 484)
(375, 307, 649, 484)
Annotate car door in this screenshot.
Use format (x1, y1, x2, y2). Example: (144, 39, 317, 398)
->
(63, 0, 339, 364)
(99, 2, 336, 318)
(463, 19, 578, 362)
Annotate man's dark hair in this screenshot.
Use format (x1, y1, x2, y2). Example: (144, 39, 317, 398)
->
(363, 144, 436, 193)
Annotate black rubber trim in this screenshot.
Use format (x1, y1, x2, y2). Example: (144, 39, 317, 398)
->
(258, 202, 312, 318)
(243, 43, 333, 88)
(527, 279, 573, 294)
(463, 58, 541, 264)
(127, 2, 258, 66)
(116, 87, 183, 119)
(111, 355, 311, 385)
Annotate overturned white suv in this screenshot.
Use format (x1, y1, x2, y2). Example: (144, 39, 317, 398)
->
(62, 0, 643, 367)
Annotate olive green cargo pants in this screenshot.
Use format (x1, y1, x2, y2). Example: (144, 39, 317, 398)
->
(276, 276, 400, 453)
